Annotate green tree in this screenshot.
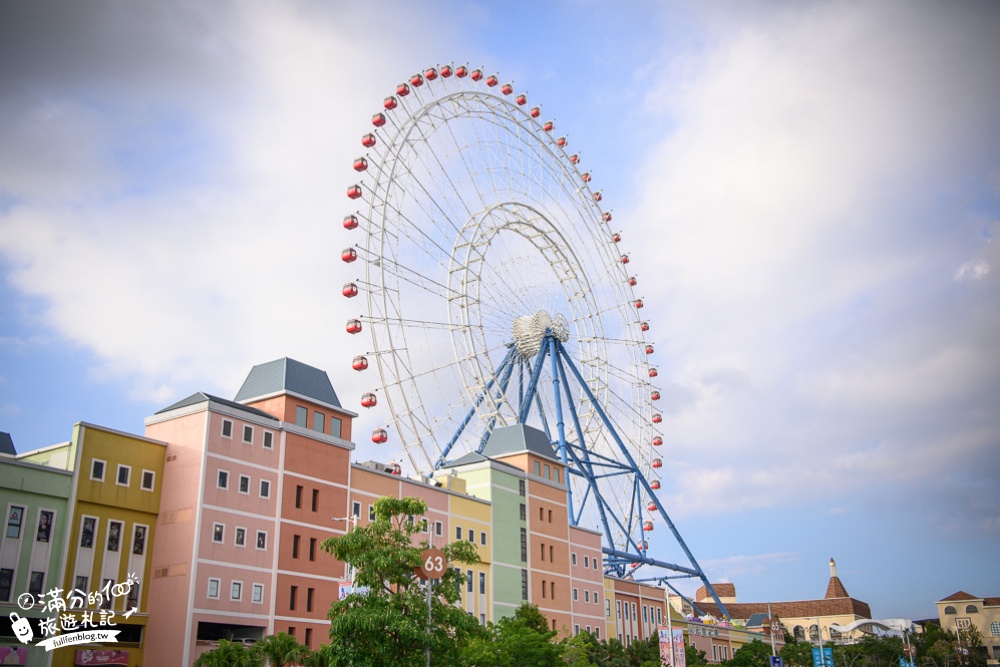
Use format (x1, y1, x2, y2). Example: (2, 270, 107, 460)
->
(780, 639, 816, 667)
(252, 633, 308, 667)
(685, 643, 710, 667)
(561, 631, 601, 667)
(322, 496, 485, 667)
(623, 634, 660, 667)
(956, 626, 988, 667)
(301, 643, 335, 667)
(194, 639, 264, 667)
(724, 639, 773, 667)
(461, 603, 563, 667)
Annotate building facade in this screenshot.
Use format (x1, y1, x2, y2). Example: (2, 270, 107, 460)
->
(936, 591, 1000, 664)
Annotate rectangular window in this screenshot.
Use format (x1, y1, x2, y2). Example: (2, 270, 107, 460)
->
(107, 521, 122, 552)
(131, 525, 146, 555)
(296, 406, 308, 427)
(518, 479, 525, 496)
(631, 603, 637, 621)
(256, 531, 267, 550)
(467, 570, 473, 593)
(352, 501, 361, 518)
(643, 605, 648, 622)
(207, 578, 220, 599)
(252, 583, 264, 603)
(90, 459, 105, 481)
(573, 588, 579, 601)
(435, 521, 442, 536)
(544, 464, 550, 479)
(555, 468, 561, 483)
(239, 475, 250, 494)
(480, 531, 486, 546)
(292, 534, 301, 559)
(263, 431, 274, 449)
(456, 526, 462, 540)
(617, 601, 622, 619)
(549, 545, 553, 561)
(467, 529, 475, 543)
(330, 416, 343, 438)
(305, 627, 313, 648)
(295, 485, 303, 508)
(541, 578, 546, 599)
(126, 582, 139, 609)
(29, 572, 44, 595)
(243, 424, 253, 443)
(519, 503, 526, 520)
(572, 553, 577, 566)
(606, 599, 611, 617)
(520, 528, 527, 561)
(575, 624, 580, 636)
(422, 519, 429, 533)
(550, 581, 555, 599)
(548, 509, 552, 523)
(585, 590, 590, 602)
(307, 587, 314, 612)
(311, 489, 319, 512)
(288, 626, 296, 638)
(540, 543, 545, 561)
(217, 469, 229, 489)
(231, 581, 242, 601)
(290, 585, 297, 610)
(479, 572, 486, 594)
(141, 469, 155, 491)
(534, 461, 541, 475)
(260, 479, 271, 498)
(313, 411, 325, 433)
(222, 419, 233, 438)
(369, 505, 376, 521)
(235, 527, 246, 547)
(583, 555, 588, 568)
(213, 523, 225, 543)
(657, 607, 662, 624)
(5, 506, 25, 539)
(100, 579, 113, 609)
(539, 507, 544, 521)
(309, 537, 317, 561)
(595, 590, 599, 604)
(0, 569, 14, 601)
(116, 464, 131, 487)
(80, 516, 96, 548)
(596, 627, 600, 639)
(521, 570, 528, 600)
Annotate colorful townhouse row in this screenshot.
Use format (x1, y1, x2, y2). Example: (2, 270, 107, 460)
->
(2, 357, 798, 667)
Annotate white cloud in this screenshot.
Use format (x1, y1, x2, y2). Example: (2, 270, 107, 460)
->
(955, 259, 990, 281)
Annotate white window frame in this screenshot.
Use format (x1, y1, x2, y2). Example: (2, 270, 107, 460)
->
(262, 431, 273, 449)
(90, 459, 106, 482)
(212, 523, 225, 544)
(573, 588, 579, 601)
(231, 580, 243, 601)
(242, 424, 254, 444)
(256, 530, 267, 551)
(252, 583, 264, 604)
(259, 479, 270, 498)
(207, 577, 221, 599)
(140, 469, 155, 491)
(352, 501, 361, 518)
(234, 526, 247, 548)
(572, 553, 577, 566)
(221, 419, 233, 438)
(217, 469, 229, 490)
(238, 474, 251, 495)
(116, 464, 131, 487)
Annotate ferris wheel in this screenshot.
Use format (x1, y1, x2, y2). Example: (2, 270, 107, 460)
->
(341, 64, 726, 614)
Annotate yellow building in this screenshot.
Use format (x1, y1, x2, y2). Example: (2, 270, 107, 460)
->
(22, 423, 166, 667)
(936, 592, 1000, 664)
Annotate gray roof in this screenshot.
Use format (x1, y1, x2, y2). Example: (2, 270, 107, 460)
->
(156, 392, 278, 420)
(234, 358, 342, 408)
(0, 431, 15, 456)
(746, 613, 769, 627)
(482, 424, 558, 461)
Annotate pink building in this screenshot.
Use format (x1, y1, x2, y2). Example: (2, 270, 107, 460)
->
(143, 358, 356, 666)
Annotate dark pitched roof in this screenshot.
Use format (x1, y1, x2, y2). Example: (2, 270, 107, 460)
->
(940, 591, 979, 602)
(697, 583, 736, 600)
(745, 613, 770, 628)
(0, 432, 14, 456)
(826, 576, 850, 599)
(696, 597, 872, 622)
(448, 451, 489, 467)
(234, 357, 342, 408)
(156, 392, 278, 421)
(482, 424, 558, 460)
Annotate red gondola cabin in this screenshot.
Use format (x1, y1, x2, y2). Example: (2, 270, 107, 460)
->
(593, 191, 602, 202)
(645, 344, 654, 354)
(557, 136, 567, 147)
(629, 277, 637, 287)
(361, 392, 377, 408)
(342, 283, 359, 298)
(471, 68, 483, 81)
(372, 113, 386, 127)
(352, 355, 368, 371)
(486, 74, 499, 87)
(648, 368, 658, 377)
(530, 106, 541, 118)
(440, 64, 453, 78)
(621, 255, 629, 264)
(516, 94, 527, 105)
(643, 521, 654, 532)
(651, 390, 660, 401)
(383, 96, 397, 110)
(346, 319, 362, 334)
(582, 172, 592, 182)
(602, 212, 612, 222)
(455, 65, 468, 78)
(652, 436, 663, 446)
(611, 232, 620, 242)
(650, 479, 661, 490)
(569, 153, 580, 164)
(347, 184, 362, 199)
(362, 133, 376, 148)
(343, 215, 359, 230)
(543, 120, 554, 132)
(396, 82, 410, 96)
(634, 299, 643, 308)
(424, 67, 438, 81)
(372, 428, 388, 444)
(353, 157, 368, 172)
(640, 321, 648, 331)
(410, 73, 423, 87)
(652, 413, 662, 424)
(501, 83, 513, 95)
(341, 247, 358, 263)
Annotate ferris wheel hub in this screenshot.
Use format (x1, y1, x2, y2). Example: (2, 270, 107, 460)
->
(512, 310, 570, 360)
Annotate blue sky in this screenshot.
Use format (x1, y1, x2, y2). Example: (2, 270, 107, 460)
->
(1, 0, 998, 620)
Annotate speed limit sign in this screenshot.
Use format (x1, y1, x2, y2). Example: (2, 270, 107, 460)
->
(415, 548, 448, 580)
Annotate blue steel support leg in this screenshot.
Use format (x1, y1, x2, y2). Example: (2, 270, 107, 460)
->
(549, 336, 573, 522)
(555, 340, 730, 620)
(435, 346, 516, 469)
